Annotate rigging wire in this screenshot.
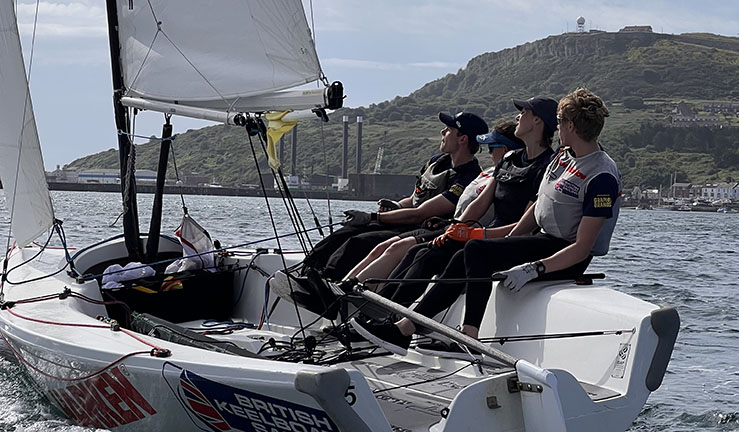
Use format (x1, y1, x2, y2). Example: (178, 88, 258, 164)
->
(167, 134, 189, 214)
(256, 134, 313, 251)
(245, 128, 309, 342)
(128, 0, 229, 107)
(319, 120, 334, 234)
(372, 363, 475, 394)
(117, 130, 178, 142)
(270, 167, 311, 252)
(72, 222, 341, 283)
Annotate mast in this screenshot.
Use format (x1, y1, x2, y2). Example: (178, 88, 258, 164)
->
(105, 0, 142, 260)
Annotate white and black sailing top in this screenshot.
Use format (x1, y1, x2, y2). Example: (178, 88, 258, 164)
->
(534, 147, 621, 256)
(454, 166, 496, 225)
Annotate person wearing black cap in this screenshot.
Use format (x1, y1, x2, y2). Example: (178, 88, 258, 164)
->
(351, 90, 621, 359)
(269, 111, 486, 318)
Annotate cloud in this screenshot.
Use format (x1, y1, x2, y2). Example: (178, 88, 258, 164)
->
(16, 1, 107, 39)
(324, 58, 460, 71)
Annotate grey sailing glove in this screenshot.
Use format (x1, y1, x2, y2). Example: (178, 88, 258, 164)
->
(494, 261, 544, 293)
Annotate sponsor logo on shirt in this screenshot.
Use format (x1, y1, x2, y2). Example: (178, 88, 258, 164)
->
(555, 179, 580, 198)
(449, 184, 465, 197)
(557, 159, 586, 179)
(594, 194, 613, 208)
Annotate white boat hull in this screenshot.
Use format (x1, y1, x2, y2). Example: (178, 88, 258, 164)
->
(0, 237, 678, 431)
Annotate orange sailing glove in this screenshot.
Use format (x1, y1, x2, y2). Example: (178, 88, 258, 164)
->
(432, 223, 485, 248)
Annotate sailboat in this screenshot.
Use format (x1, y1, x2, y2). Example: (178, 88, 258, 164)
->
(1, 1, 679, 431)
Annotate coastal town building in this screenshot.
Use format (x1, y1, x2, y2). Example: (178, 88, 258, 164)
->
(66, 169, 158, 184)
(670, 183, 692, 199)
(46, 166, 79, 183)
(698, 182, 739, 200)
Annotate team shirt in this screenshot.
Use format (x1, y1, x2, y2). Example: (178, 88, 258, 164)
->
(534, 147, 621, 252)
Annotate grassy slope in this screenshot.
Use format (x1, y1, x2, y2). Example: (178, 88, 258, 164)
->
(67, 32, 739, 188)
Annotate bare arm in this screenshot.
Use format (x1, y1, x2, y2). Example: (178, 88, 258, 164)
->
(539, 216, 605, 273)
(458, 177, 497, 222)
(506, 202, 539, 237)
(397, 197, 414, 208)
(378, 194, 455, 225)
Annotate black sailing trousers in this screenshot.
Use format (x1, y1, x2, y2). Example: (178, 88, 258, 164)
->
(412, 232, 592, 329)
(303, 224, 414, 280)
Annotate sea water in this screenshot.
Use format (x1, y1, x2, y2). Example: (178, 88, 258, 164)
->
(1, 190, 738, 431)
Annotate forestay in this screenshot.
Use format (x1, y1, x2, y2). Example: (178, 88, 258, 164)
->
(116, 0, 323, 111)
(0, 2, 54, 247)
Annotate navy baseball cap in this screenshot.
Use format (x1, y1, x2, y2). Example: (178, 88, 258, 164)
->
(439, 112, 489, 138)
(512, 97, 559, 133)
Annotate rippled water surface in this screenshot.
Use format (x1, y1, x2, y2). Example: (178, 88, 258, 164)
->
(1, 191, 738, 431)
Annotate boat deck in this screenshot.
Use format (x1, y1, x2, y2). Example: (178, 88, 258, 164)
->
(339, 355, 515, 431)
(192, 321, 516, 431)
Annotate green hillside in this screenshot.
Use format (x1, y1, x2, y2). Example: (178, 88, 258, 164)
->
(67, 31, 739, 189)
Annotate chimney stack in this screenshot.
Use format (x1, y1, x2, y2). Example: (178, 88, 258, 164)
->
(356, 116, 363, 174)
(342, 115, 349, 178)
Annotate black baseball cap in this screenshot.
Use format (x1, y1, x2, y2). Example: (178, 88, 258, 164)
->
(438, 112, 489, 138)
(512, 97, 558, 133)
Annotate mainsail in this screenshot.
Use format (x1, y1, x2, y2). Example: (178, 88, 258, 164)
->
(0, 2, 54, 247)
(116, 0, 328, 113)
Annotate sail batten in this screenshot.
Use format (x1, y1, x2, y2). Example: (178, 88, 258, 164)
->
(0, 2, 54, 248)
(117, 0, 323, 112)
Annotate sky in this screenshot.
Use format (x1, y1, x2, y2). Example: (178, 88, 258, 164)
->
(12, 0, 739, 170)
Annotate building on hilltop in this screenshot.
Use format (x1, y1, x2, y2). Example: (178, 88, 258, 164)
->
(619, 25, 653, 33)
(670, 101, 723, 128)
(703, 102, 739, 115)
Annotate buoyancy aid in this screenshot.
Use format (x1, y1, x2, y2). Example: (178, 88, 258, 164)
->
(411, 154, 455, 207)
(492, 148, 552, 224)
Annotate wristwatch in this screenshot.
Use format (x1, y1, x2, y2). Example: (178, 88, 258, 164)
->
(533, 260, 546, 276)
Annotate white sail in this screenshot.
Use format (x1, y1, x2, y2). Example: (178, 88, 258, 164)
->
(0, 2, 54, 247)
(116, 0, 324, 112)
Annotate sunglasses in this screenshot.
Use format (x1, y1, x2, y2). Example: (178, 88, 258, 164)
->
(487, 143, 505, 152)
